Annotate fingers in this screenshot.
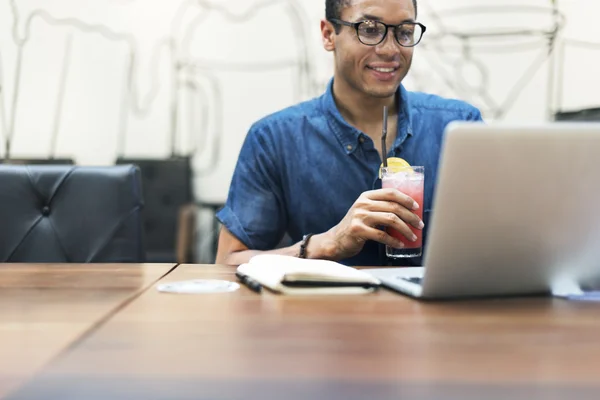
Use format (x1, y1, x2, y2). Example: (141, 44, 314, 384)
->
(363, 212, 418, 242)
(354, 224, 405, 249)
(367, 201, 424, 230)
(365, 188, 420, 211)
(346, 189, 424, 246)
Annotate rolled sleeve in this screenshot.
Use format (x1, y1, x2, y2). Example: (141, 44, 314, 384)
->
(467, 106, 484, 122)
(216, 124, 287, 251)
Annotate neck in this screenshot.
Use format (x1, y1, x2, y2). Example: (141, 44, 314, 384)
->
(332, 78, 398, 128)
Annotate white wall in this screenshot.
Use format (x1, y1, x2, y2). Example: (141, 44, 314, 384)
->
(1, 0, 599, 259)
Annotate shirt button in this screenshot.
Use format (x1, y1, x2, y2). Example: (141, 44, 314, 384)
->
(359, 136, 365, 143)
(346, 145, 353, 151)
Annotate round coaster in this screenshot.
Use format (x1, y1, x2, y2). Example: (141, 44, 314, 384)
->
(156, 279, 240, 294)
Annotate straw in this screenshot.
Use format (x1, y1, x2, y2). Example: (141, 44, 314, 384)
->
(381, 106, 388, 168)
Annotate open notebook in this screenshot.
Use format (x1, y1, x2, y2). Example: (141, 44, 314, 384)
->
(236, 255, 381, 295)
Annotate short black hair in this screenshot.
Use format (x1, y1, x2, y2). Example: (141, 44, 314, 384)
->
(326, 0, 418, 32)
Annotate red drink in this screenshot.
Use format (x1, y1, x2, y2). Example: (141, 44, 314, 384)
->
(381, 166, 425, 258)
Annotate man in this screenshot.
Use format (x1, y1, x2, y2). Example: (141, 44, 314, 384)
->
(216, 0, 482, 266)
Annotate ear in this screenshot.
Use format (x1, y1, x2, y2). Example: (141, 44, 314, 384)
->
(321, 19, 336, 52)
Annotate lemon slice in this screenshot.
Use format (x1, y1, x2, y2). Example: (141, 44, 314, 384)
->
(379, 157, 413, 178)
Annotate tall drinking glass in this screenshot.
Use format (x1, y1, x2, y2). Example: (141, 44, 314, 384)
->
(381, 166, 424, 258)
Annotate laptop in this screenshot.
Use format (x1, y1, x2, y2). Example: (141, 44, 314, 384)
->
(368, 122, 600, 299)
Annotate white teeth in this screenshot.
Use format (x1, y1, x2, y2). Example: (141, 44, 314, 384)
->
(372, 67, 395, 73)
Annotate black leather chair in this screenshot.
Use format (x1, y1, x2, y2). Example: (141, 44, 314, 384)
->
(116, 157, 195, 263)
(0, 164, 145, 263)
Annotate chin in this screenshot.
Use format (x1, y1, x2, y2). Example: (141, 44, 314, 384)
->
(364, 85, 399, 99)
(362, 78, 402, 97)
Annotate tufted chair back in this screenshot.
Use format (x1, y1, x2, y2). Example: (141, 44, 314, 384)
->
(0, 164, 145, 263)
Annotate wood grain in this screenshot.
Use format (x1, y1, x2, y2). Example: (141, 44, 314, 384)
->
(0, 263, 175, 398)
(9, 264, 600, 400)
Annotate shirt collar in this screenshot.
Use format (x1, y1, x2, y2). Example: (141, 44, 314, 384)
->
(322, 78, 414, 155)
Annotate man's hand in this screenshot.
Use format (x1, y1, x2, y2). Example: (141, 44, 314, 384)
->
(217, 189, 425, 265)
(312, 189, 424, 261)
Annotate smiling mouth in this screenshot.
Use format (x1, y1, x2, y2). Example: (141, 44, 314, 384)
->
(367, 66, 398, 73)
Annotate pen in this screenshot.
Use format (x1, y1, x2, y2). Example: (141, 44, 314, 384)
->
(235, 271, 262, 293)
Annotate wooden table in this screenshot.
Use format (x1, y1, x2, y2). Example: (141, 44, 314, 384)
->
(7, 264, 600, 399)
(0, 263, 175, 398)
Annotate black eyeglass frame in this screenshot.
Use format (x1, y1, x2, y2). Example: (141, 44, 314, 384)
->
(329, 18, 427, 47)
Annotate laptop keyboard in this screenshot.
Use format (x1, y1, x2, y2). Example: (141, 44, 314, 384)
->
(399, 276, 423, 284)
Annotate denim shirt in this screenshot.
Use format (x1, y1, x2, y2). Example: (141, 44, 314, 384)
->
(217, 79, 483, 266)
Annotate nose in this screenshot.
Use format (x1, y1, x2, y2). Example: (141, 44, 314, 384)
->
(375, 28, 401, 58)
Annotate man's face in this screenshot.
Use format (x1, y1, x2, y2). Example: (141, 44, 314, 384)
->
(326, 0, 417, 99)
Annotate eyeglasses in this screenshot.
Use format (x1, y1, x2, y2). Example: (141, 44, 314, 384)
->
(329, 19, 426, 47)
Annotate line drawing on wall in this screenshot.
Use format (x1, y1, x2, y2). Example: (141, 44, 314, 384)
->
(413, 2, 565, 120)
(0, 0, 320, 171)
(2, 0, 600, 170)
(411, 0, 600, 120)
